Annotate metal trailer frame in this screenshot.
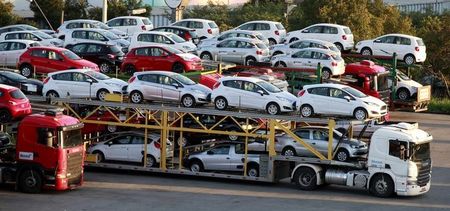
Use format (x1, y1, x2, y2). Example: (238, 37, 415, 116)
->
(49, 98, 363, 183)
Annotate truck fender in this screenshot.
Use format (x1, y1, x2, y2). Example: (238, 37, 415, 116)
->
(291, 164, 324, 186)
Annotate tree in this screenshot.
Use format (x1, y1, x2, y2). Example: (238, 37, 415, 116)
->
(29, 0, 64, 29)
(64, 0, 90, 21)
(0, 0, 20, 26)
(88, 0, 152, 21)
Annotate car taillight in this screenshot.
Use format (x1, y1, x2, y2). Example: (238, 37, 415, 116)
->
(207, 28, 212, 34)
(213, 82, 220, 89)
(107, 54, 116, 59)
(342, 35, 347, 40)
(415, 46, 420, 51)
(256, 50, 262, 55)
(275, 30, 279, 36)
(141, 25, 147, 31)
(332, 61, 337, 67)
(154, 141, 161, 149)
(128, 76, 136, 83)
(298, 90, 305, 97)
(43, 77, 50, 84)
(185, 33, 192, 41)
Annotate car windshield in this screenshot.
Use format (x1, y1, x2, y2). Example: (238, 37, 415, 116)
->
(95, 22, 111, 30)
(10, 89, 26, 99)
(397, 70, 411, 80)
(142, 18, 151, 25)
(256, 81, 282, 93)
(171, 74, 196, 85)
(86, 70, 110, 80)
(165, 46, 183, 54)
(62, 50, 81, 60)
(34, 31, 53, 39)
(2, 72, 26, 81)
(23, 25, 38, 30)
(104, 31, 120, 40)
(167, 33, 186, 43)
(343, 86, 367, 98)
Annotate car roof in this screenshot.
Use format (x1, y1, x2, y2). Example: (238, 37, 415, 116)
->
(130, 43, 172, 50)
(176, 18, 215, 22)
(3, 30, 39, 35)
(70, 28, 108, 33)
(308, 23, 349, 28)
(0, 39, 39, 45)
(68, 41, 112, 46)
(219, 76, 262, 83)
(108, 16, 149, 20)
(295, 47, 337, 54)
(136, 31, 171, 36)
(381, 33, 421, 39)
(303, 83, 349, 89)
(0, 24, 37, 29)
(28, 46, 67, 51)
(292, 38, 334, 46)
(241, 20, 281, 24)
(153, 26, 193, 31)
(64, 19, 98, 24)
(223, 30, 260, 35)
(134, 70, 176, 77)
(47, 69, 91, 76)
(219, 37, 264, 43)
(0, 84, 19, 91)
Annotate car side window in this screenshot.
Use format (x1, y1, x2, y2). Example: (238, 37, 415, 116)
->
(239, 23, 254, 30)
(295, 130, 310, 139)
(0, 76, 6, 84)
(243, 81, 263, 93)
(236, 41, 253, 48)
(235, 144, 244, 154)
(72, 72, 88, 82)
(5, 33, 19, 40)
(9, 42, 26, 50)
(111, 136, 132, 145)
(140, 74, 158, 83)
(399, 37, 411, 45)
(173, 21, 188, 27)
(0, 90, 3, 97)
(52, 72, 72, 81)
(312, 130, 328, 141)
(48, 51, 62, 60)
(89, 32, 107, 41)
(31, 49, 48, 58)
(308, 87, 328, 96)
(124, 19, 137, 26)
(131, 136, 145, 144)
(224, 40, 238, 48)
(209, 146, 230, 155)
(150, 47, 166, 56)
(135, 48, 150, 56)
(108, 19, 122, 27)
(159, 75, 174, 85)
(306, 26, 322, 33)
(255, 23, 270, 30)
(223, 80, 242, 89)
(86, 44, 102, 53)
(379, 36, 395, 44)
(292, 50, 304, 58)
(218, 32, 233, 41)
(0, 43, 8, 51)
(72, 31, 87, 39)
(137, 34, 154, 42)
(67, 23, 79, 29)
(329, 88, 350, 99)
(311, 52, 323, 60)
(299, 50, 313, 59)
(71, 44, 87, 53)
(190, 21, 203, 29)
(323, 26, 338, 34)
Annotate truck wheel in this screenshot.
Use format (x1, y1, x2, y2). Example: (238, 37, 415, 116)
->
(397, 88, 410, 100)
(370, 174, 395, 197)
(189, 160, 204, 173)
(19, 169, 42, 193)
(0, 109, 12, 123)
(247, 164, 259, 177)
(293, 167, 318, 191)
(282, 146, 297, 156)
(93, 151, 105, 162)
(335, 149, 349, 162)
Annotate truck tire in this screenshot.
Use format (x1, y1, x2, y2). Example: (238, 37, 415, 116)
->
(293, 167, 318, 191)
(369, 174, 395, 197)
(19, 169, 42, 193)
(247, 164, 259, 177)
(189, 160, 204, 173)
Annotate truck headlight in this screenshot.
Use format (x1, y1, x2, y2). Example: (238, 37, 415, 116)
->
(407, 178, 418, 185)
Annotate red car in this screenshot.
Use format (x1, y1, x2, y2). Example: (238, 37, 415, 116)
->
(0, 84, 32, 122)
(121, 45, 203, 74)
(236, 67, 286, 80)
(18, 46, 99, 78)
(81, 109, 145, 135)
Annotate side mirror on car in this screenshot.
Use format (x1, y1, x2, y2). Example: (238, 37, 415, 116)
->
(344, 96, 351, 102)
(86, 78, 93, 84)
(257, 90, 264, 96)
(302, 29, 309, 33)
(172, 83, 179, 88)
(374, 39, 381, 43)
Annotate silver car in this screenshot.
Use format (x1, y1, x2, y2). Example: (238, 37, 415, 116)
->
(197, 37, 270, 65)
(198, 30, 270, 48)
(127, 71, 212, 107)
(276, 126, 368, 162)
(269, 38, 341, 56)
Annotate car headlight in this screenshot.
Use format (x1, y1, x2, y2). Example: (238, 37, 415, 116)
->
(364, 101, 379, 107)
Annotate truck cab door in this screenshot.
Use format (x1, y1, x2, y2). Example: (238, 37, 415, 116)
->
(385, 139, 409, 190)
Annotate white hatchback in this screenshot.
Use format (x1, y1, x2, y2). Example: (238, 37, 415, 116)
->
(127, 71, 212, 107)
(56, 19, 128, 39)
(63, 28, 130, 51)
(0, 30, 63, 47)
(171, 18, 220, 39)
(269, 38, 340, 56)
(128, 31, 197, 53)
(235, 20, 286, 45)
(211, 76, 297, 115)
(270, 48, 345, 79)
(43, 69, 127, 101)
(0, 40, 40, 67)
(355, 34, 426, 65)
(107, 16, 154, 36)
(198, 30, 269, 48)
(297, 84, 388, 120)
(284, 23, 354, 52)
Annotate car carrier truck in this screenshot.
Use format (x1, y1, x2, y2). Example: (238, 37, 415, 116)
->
(0, 109, 85, 193)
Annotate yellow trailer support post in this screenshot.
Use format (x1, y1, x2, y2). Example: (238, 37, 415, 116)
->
(327, 119, 336, 160)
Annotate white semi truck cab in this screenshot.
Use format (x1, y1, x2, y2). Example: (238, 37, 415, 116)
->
(291, 122, 432, 197)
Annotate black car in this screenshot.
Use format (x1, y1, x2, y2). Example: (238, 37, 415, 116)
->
(151, 26, 200, 44)
(66, 42, 125, 73)
(0, 70, 43, 95)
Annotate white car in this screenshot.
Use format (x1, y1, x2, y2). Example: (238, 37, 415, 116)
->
(0, 30, 63, 47)
(197, 37, 270, 65)
(43, 69, 127, 101)
(285, 23, 354, 52)
(395, 70, 423, 100)
(128, 31, 196, 53)
(270, 48, 345, 79)
(0, 24, 38, 36)
(269, 38, 340, 56)
(355, 34, 426, 65)
(63, 28, 130, 51)
(127, 71, 211, 107)
(0, 40, 40, 67)
(171, 18, 220, 39)
(211, 76, 297, 115)
(235, 20, 286, 45)
(87, 131, 172, 167)
(198, 30, 269, 48)
(297, 84, 388, 120)
(107, 16, 154, 36)
(56, 19, 127, 39)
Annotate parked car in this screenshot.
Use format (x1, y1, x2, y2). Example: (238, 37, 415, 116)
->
(39, 29, 57, 38)
(0, 30, 63, 47)
(63, 28, 130, 52)
(128, 31, 196, 53)
(270, 48, 345, 79)
(0, 84, 32, 122)
(284, 23, 354, 52)
(171, 18, 219, 39)
(235, 20, 286, 45)
(0, 40, 40, 67)
(0, 70, 43, 95)
(151, 26, 200, 44)
(0, 24, 38, 36)
(121, 45, 202, 74)
(197, 37, 270, 65)
(275, 126, 368, 162)
(18, 46, 99, 77)
(127, 71, 211, 107)
(198, 30, 269, 48)
(355, 33, 426, 65)
(66, 42, 125, 73)
(43, 69, 127, 101)
(297, 83, 388, 120)
(185, 143, 260, 177)
(87, 131, 172, 167)
(269, 38, 340, 56)
(211, 76, 297, 115)
(107, 16, 154, 36)
(57, 19, 127, 39)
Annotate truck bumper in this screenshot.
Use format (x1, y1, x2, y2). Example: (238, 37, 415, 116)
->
(397, 182, 430, 196)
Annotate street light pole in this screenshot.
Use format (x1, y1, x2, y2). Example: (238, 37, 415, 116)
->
(61, 0, 65, 25)
(102, 0, 108, 23)
(28, 0, 54, 30)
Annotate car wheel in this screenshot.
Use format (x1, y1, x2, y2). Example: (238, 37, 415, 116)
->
(275, 61, 286, 67)
(0, 109, 12, 123)
(247, 164, 259, 177)
(125, 64, 136, 75)
(93, 151, 105, 162)
(130, 91, 143, 104)
(177, 136, 188, 147)
(144, 155, 157, 167)
(282, 146, 297, 156)
(289, 37, 299, 43)
(214, 97, 228, 110)
(335, 149, 349, 162)
(189, 160, 204, 173)
(361, 47, 372, 56)
(268, 38, 276, 46)
(293, 167, 318, 191)
(334, 42, 344, 52)
(99, 62, 112, 73)
(370, 174, 394, 197)
(397, 88, 410, 100)
(46, 90, 59, 104)
(200, 52, 212, 60)
(353, 108, 368, 120)
(266, 102, 280, 115)
(245, 57, 256, 66)
(97, 89, 109, 101)
(404, 54, 415, 66)
(300, 104, 314, 117)
(19, 169, 42, 193)
(181, 95, 195, 107)
(172, 62, 185, 73)
(20, 64, 33, 78)
(322, 68, 332, 80)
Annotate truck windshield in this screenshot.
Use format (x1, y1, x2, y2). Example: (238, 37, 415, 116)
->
(410, 142, 430, 161)
(61, 129, 82, 148)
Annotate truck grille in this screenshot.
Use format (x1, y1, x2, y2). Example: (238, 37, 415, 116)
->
(416, 159, 431, 187)
(67, 152, 83, 185)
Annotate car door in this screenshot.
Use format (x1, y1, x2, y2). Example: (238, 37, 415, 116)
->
(373, 35, 396, 56)
(235, 41, 254, 64)
(217, 40, 237, 62)
(69, 43, 88, 59)
(302, 25, 322, 40)
(228, 144, 246, 172)
(293, 129, 313, 156)
(70, 72, 92, 98)
(30, 49, 50, 73)
(149, 47, 173, 71)
(0, 42, 8, 66)
(397, 36, 411, 59)
(202, 145, 231, 171)
(311, 129, 330, 156)
(47, 50, 67, 72)
(221, 80, 243, 107)
(84, 43, 103, 64)
(104, 135, 132, 161)
(328, 88, 355, 115)
(138, 73, 161, 100)
(134, 47, 154, 70)
(128, 135, 145, 162)
(159, 74, 182, 101)
(305, 87, 330, 114)
(6, 42, 26, 66)
(240, 81, 268, 110)
(288, 50, 309, 68)
(51, 72, 71, 96)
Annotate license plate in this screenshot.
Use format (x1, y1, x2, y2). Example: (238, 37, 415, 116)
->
(26, 84, 37, 92)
